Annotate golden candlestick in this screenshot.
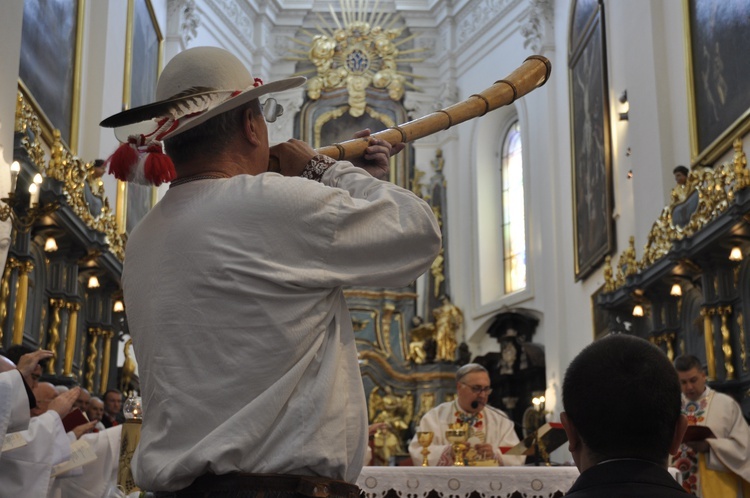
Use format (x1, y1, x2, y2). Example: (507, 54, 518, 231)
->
(416, 431, 434, 466)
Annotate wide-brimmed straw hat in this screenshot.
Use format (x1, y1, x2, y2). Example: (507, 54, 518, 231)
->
(100, 46, 305, 186)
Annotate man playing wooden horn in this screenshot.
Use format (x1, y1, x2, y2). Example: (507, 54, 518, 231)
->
(100, 46, 441, 496)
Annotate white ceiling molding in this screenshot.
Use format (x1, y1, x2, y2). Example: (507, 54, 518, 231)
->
(167, 0, 200, 48)
(520, 0, 554, 54)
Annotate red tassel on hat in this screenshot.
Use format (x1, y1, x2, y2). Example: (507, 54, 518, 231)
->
(143, 144, 176, 186)
(106, 141, 139, 181)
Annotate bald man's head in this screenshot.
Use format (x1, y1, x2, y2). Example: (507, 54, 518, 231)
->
(0, 355, 16, 373)
(74, 387, 91, 411)
(31, 382, 58, 416)
(87, 396, 104, 422)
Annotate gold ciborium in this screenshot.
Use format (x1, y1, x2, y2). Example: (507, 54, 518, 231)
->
(445, 424, 469, 466)
(416, 431, 434, 466)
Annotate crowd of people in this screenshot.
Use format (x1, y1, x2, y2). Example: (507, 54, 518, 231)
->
(0, 346, 127, 497)
(2, 45, 749, 497)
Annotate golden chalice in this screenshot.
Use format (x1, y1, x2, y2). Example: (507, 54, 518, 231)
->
(416, 431, 434, 466)
(445, 424, 469, 466)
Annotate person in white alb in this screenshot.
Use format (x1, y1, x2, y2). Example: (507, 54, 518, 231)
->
(0, 354, 80, 498)
(671, 354, 750, 497)
(100, 46, 441, 496)
(0, 350, 52, 450)
(408, 363, 524, 466)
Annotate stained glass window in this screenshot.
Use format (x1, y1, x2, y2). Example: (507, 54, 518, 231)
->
(501, 121, 526, 293)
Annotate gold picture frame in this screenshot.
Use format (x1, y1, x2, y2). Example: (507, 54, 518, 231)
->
(684, 0, 750, 166)
(568, 0, 614, 281)
(17, 0, 85, 153)
(116, 0, 163, 234)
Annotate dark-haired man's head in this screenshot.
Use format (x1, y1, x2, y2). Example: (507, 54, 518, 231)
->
(103, 389, 123, 417)
(673, 165, 689, 185)
(561, 334, 686, 471)
(674, 354, 706, 402)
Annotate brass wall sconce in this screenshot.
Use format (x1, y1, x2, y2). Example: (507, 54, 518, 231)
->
(1, 161, 60, 233)
(88, 275, 100, 289)
(113, 300, 125, 313)
(44, 237, 58, 252)
(729, 246, 743, 262)
(632, 304, 644, 317)
(670, 283, 682, 297)
(618, 90, 629, 121)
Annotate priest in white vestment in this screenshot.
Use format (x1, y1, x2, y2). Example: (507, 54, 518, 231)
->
(0, 350, 54, 453)
(0, 375, 79, 498)
(409, 363, 524, 466)
(49, 425, 122, 498)
(672, 354, 750, 497)
(0, 365, 30, 449)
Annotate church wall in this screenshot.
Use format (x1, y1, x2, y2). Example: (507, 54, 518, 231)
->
(432, 0, 750, 433)
(0, 0, 25, 272)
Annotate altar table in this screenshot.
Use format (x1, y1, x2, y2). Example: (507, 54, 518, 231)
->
(357, 466, 580, 498)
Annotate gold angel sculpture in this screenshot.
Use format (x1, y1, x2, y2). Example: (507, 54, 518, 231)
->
(120, 338, 136, 394)
(408, 316, 436, 364)
(433, 296, 463, 362)
(368, 386, 413, 465)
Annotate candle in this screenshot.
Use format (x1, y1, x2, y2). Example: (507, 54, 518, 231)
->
(9, 161, 20, 194)
(28, 183, 39, 208)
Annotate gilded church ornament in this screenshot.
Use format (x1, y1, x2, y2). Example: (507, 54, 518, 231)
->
(14, 91, 126, 261)
(368, 386, 413, 463)
(287, 1, 425, 117)
(604, 139, 750, 294)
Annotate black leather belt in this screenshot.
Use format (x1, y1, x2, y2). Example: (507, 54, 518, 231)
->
(155, 473, 361, 498)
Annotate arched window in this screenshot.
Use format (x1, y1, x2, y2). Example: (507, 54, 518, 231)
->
(474, 107, 531, 312)
(501, 121, 526, 293)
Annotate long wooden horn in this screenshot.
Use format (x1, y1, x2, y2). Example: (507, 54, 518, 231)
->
(314, 55, 551, 161)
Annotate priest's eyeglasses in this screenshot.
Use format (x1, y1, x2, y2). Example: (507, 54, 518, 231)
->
(461, 383, 493, 394)
(261, 98, 284, 123)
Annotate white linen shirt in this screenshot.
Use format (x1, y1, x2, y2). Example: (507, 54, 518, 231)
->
(123, 161, 441, 491)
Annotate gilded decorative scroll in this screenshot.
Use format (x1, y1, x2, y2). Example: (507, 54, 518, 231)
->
(45, 299, 65, 375)
(99, 330, 114, 393)
(11, 261, 34, 345)
(47, 128, 126, 261)
(701, 307, 717, 380)
(380, 304, 396, 359)
(651, 332, 677, 362)
(604, 140, 750, 294)
(358, 350, 455, 383)
(14, 89, 126, 261)
(414, 392, 436, 423)
(0, 258, 17, 343)
(85, 327, 100, 392)
(718, 306, 734, 380)
(63, 302, 80, 377)
(14, 90, 46, 171)
(738, 311, 747, 372)
(287, 1, 424, 117)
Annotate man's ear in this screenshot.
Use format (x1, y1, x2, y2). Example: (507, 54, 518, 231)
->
(243, 108, 261, 146)
(560, 412, 580, 453)
(669, 414, 688, 456)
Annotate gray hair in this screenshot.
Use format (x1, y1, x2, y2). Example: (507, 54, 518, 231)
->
(456, 363, 488, 382)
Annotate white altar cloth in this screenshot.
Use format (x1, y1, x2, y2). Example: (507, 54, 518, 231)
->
(357, 466, 580, 498)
